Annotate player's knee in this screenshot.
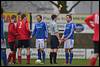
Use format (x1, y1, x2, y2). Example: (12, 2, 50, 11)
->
(65, 49, 68, 52)
(69, 48, 73, 53)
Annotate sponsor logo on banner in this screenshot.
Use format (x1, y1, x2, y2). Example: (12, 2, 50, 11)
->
(86, 49, 94, 59)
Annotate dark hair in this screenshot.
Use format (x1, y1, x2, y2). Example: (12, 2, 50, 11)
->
(51, 14, 57, 20)
(11, 15, 16, 19)
(21, 14, 26, 20)
(36, 15, 42, 19)
(17, 12, 21, 15)
(66, 14, 72, 19)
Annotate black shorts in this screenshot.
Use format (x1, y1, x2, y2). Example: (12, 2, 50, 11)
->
(18, 39, 30, 48)
(50, 35, 59, 49)
(8, 41, 17, 52)
(93, 41, 99, 53)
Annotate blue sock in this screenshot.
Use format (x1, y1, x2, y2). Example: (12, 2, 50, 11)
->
(70, 52, 73, 64)
(42, 51, 45, 63)
(38, 49, 41, 60)
(65, 52, 69, 64)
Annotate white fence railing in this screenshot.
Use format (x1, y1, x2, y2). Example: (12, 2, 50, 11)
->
(6, 48, 94, 59)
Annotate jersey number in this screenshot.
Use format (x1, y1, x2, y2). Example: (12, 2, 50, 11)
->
(19, 21, 22, 28)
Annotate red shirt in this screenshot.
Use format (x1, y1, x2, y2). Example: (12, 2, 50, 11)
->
(16, 19, 30, 40)
(85, 13, 99, 42)
(8, 22, 17, 43)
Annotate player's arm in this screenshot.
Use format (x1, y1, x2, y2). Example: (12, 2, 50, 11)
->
(85, 15, 94, 29)
(61, 24, 67, 41)
(32, 23, 36, 37)
(26, 20, 30, 32)
(10, 24, 16, 36)
(44, 22, 48, 39)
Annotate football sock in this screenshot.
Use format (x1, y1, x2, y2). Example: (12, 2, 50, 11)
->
(42, 51, 45, 63)
(69, 52, 73, 64)
(65, 52, 69, 64)
(38, 49, 41, 60)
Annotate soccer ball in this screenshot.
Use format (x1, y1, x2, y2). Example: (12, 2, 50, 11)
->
(35, 59, 41, 64)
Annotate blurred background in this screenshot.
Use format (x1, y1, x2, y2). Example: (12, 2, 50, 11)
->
(1, 1, 99, 48)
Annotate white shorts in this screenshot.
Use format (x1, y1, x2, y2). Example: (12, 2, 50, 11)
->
(36, 39, 45, 49)
(64, 39, 74, 49)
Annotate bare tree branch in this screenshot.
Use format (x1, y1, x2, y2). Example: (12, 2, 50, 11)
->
(49, 1, 59, 8)
(68, 1, 80, 13)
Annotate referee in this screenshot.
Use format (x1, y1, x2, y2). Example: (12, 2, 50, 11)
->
(49, 14, 61, 64)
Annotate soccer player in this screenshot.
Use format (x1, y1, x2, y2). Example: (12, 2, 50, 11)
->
(85, 12, 99, 66)
(1, 7, 8, 66)
(61, 14, 76, 64)
(8, 15, 17, 64)
(16, 14, 31, 64)
(32, 15, 48, 64)
(49, 14, 61, 64)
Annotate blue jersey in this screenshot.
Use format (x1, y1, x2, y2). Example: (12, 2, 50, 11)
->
(32, 21, 48, 39)
(1, 18, 4, 40)
(64, 21, 76, 39)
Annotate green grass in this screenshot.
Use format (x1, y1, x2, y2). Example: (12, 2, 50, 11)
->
(4, 59, 99, 66)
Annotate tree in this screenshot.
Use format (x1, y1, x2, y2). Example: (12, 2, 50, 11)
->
(50, 1, 80, 14)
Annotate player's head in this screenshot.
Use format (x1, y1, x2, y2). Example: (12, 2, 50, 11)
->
(11, 15, 16, 23)
(66, 14, 72, 23)
(21, 14, 27, 22)
(51, 14, 57, 21)
(36, 15, 42, 22)
(17, 12, 22, 20)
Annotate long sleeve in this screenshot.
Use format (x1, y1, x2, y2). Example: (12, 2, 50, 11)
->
(44, 23, 48, 39)
(1, 18, 4, 40)
(85, 15, 94, 29)
(32, 24, 36, 37)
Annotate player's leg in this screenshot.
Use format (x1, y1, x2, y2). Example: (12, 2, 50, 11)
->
(8, 41, 16, 64)
(53, 48, 58, 64)
(64, 40, 69, 64)
(1, 48, 8, 66)
(13, 42, 17, 64)
(53, 36, 59, 64)
(8, 44, 12, 64)
(24, 40, 30, 64)
(50, 49, 54, 64)
(89, 41, 99, 66)
(36, 39, 41, 60)
(69, 39, 74, 64)
(26, 48, 30, 64)
(40, 39, 46, 63)
(18, 40, 22, 64)
(69, 48, 73, 64)
(50, 36, 55, 64)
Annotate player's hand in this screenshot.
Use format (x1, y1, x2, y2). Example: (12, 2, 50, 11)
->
(58, 39, 61, 45)
(61, 38, 65, 44)
(30, 35, 32, 38)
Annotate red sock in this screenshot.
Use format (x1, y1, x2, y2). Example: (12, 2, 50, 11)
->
(18, 56, 21, 64)
(13, 52, 16, 63)
(8, 53, 12, 62)
(90, 57, 97, 66)
(27, 55, 30, 64)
